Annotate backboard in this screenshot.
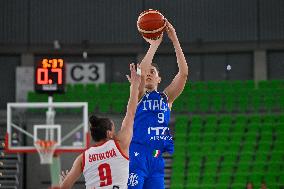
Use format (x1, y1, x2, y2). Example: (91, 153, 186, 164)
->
(5, 98, 90, 154)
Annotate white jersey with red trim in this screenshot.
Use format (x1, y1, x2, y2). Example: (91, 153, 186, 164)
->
(82, 140, 129, 189)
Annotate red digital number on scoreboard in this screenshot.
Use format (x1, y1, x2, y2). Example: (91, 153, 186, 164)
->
(35, 58, 65, 93)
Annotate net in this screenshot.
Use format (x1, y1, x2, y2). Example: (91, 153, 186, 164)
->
(34, 140, 58, 164)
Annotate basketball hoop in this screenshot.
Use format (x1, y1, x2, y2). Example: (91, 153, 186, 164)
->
(34, 140, 58, 164)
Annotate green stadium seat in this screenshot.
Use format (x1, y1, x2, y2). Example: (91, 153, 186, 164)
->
(251, 95, 262, 112)
(211, 97, 223, 112)
(227, 142, 240, 153)
(198, 100, 210, 113)
(249, 115, 261, 124)
(27, 92, 48, 102)
(85, 83, 96, 92)
(276, 114, 284, 124)
(244, 80, 255, 89)
(201, 175, 216, 186)
(214, 142, 227, 154)
(268, 162, 282, 173)
(245, 133, 257, 144)
(263, 96, 276, 112)
(278, 174, 284, 185)
(188, 163, 201, 175)
(241, 141, 255, 153)
(231, 124, 244, 134)
(218, 123, 231, 134)
(262, 114, 277, 124)
(110, 82, 129, 93)
(217, 173, 231, 186)
(258, 80, 268, 89)
(97, 83, 110, 93)
(73, 83, 85, 91)
(260, 133, 273, 143)
(66, 84, 74, 93)
(191, 115, 203, 125)
(112, 99, 126, 113)
(183, 83, 191, 93)
(249, 173, 263, 185)
(172, 98, 186, 112)
(231, 80, 243, 89)
(97, 99, 111, 113)
(204, 163, 218, 174)
(205, 115, 218, 124)
(223, 95, 235, 112)
(260, 123, 274, 133)
(219, 115, 233, 125)
(270, 152, 283, 162)
(207, 81, 219, 90)
(236, 163, 250, 173)
(233, 174, 248, 187)
(239, 153, 253, 164)
(219, 80, 233, 91)
(273, 140, 284, 151)
(187, 173, 200, 186)
(192, 81, 207, 90)
(171, 169, 185, 186)
(203, 121, 216, 134)
(53, 93, 66, 102)
(88, 101, 96, 113)
(235, 115, 247, 125)
(246, 123, 260, 133)
(238, 95, 249, 113)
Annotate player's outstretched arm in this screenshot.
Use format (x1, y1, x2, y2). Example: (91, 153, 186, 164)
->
(117, 63, 140, 154)
(138, 34, 163, 98)
(59, 154, 83, 189)
(164, 20, 188, 105)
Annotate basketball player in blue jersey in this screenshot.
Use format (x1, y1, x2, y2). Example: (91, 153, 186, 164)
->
(127, 20, 188, 189)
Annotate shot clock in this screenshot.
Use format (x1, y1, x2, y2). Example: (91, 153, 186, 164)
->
(35, 58, 65, 93)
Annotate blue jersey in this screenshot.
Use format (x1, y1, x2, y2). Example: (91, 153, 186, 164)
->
(131, 90, 174, 154)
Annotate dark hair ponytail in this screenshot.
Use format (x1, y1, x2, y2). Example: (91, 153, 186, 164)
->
(89, 115, 113, 142)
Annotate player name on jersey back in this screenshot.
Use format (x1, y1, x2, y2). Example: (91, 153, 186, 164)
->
(88, 148, 117, 162)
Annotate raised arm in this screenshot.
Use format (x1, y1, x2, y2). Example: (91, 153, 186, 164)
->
(138, 34, 163, 98)
(116, 64, 141, 154)
(164, 20, 188, 105)
(60, 154, 83, 189)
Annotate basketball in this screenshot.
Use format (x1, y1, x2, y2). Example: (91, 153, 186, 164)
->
(137, 9, 166, 40)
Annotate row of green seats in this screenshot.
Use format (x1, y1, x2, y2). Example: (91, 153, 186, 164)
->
(184, 80, 284, 92)
(174, 91, 284, 113)
(183, 114, 284, 126)
(27, 91, 128, 113)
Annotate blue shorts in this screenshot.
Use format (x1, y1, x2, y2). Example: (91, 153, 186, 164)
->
(128, 143, 165, 189)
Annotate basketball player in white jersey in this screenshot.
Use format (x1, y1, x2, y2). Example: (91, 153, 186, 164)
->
(60, 63, 141, 189)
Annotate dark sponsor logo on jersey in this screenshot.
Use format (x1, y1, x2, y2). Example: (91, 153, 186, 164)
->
(89, 148, 117, 162)
(148, 127, 173, 141)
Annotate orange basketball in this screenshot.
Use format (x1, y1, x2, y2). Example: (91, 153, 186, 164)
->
(137, 9, 166, 40)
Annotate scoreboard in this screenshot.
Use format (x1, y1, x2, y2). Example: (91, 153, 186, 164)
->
(34, 58, 65, 93)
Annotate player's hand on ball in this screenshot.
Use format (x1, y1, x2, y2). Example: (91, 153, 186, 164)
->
(126, 63, 141, 88)
(165, 19, 178, 42)
(143, 32, 163, 47)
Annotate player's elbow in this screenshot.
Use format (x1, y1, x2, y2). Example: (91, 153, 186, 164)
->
(178, 65, 188, 78)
